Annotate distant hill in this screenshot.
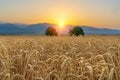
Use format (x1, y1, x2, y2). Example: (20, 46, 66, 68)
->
(0, 23, 120, 35)
(0, 23, 52, 35)
(81, 26, 120, 35)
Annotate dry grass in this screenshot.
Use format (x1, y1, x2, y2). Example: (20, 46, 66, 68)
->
(0, 35, 120, 80)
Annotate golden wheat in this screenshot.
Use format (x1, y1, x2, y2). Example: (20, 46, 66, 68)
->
(0, 36, 119, 80)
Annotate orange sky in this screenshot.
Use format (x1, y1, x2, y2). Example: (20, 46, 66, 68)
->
(0, 0, 120, 29)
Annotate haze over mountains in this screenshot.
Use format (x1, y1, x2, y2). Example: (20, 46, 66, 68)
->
(0, 23, 120, 35)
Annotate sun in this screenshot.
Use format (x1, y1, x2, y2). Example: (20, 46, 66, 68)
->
(57, 18, 66, 29)
(59, 21, 65, 28)
(53, 12, 67, 29)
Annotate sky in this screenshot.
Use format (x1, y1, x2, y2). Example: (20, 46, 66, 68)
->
(0, 0, 120, 29)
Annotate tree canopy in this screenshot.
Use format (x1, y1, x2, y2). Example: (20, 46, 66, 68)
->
(45, 27, 58, 36)
(69, 26, 84, 36)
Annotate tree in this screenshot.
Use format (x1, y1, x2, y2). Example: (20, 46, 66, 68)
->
(69, 26, 84, 36)
(45, 27, 58, 36)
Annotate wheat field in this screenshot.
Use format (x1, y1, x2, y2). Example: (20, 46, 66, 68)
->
(0, 36, 120, 80)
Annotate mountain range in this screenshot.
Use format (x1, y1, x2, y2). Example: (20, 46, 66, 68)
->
(0, 23, 120, 35)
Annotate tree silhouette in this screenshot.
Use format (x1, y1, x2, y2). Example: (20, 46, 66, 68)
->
(45, 27, 58, 36)
(69, 26, 84, 36)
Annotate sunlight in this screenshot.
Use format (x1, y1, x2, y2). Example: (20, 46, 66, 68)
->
(58, 21, 65, 29)
(52, 11, 67, 29)
(56, 19, 66, 34)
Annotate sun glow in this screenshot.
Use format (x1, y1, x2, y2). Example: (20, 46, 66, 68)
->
(57, 18, 66, 29)
(58, 21, 65, 29)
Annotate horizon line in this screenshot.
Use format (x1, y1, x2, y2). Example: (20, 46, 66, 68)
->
(0, 21, 120, 30)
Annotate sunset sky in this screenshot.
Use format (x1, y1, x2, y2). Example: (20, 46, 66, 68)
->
(0, 0, 120, 29)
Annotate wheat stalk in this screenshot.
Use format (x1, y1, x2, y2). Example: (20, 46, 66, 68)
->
(0, 36, 119, 80)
